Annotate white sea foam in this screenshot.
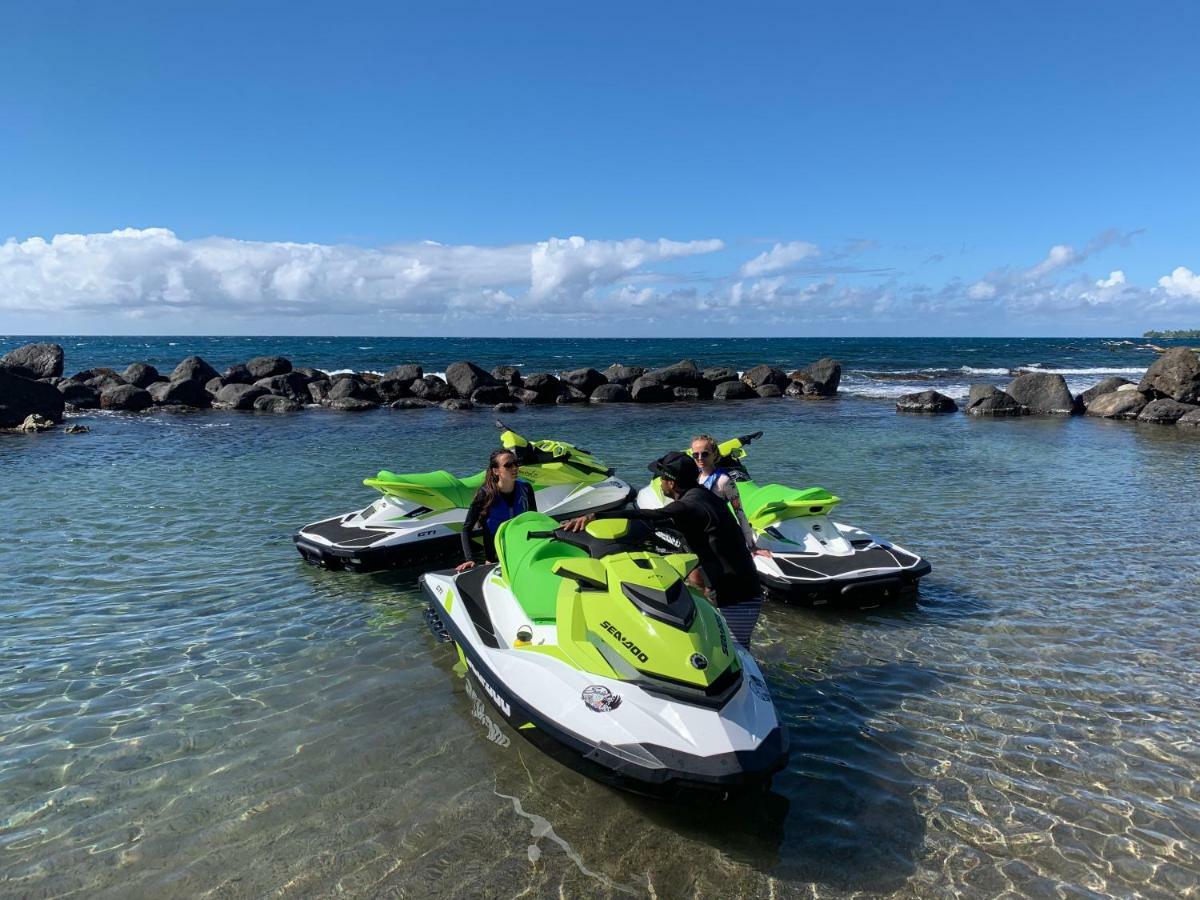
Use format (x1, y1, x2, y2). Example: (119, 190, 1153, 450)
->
(842, 382, 972, 400)
(1017, 365, 1146, 375)
(960, 366, 1012, 375)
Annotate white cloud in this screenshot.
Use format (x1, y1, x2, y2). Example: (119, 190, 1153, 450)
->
(1027, 243, 1079, 278)
(967, 281, 997, 300)
(1097, 270, 1125, 288)
(1158, 266, 1200, 299)
(0, 228, 723, 322)
(739, 241, 820, 277)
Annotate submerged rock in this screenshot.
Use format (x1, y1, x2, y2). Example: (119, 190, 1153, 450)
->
(1138, 347, 1200, 403)
(253, 395, 303, 413)
(440, 398, 474, 411)
(494, 402, 518, 413)
(64, 424, 90, 434)
(1006, 372, 1076, 415)
(0, 342, 65, 379)
(328, 397, 379, 412)
(896, 390, 959, 414)
(18, 413, 56, 432)
(391, 398, 435, 409)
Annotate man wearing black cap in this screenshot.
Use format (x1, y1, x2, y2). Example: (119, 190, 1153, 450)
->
(564, 450, 765, 648)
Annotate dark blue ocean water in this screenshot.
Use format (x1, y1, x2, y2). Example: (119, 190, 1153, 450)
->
(0, 334, 1175, 401)
(2, 335, 1199, 897)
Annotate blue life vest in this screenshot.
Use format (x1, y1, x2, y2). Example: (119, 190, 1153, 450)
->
(701, 468, 728, 492)
(485, 479, 532, 536)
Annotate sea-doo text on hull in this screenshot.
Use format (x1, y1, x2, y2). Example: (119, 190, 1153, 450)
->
(637, 432, 931, 608)
(295, 424, 635, 572)
(420, 512, 789, 797)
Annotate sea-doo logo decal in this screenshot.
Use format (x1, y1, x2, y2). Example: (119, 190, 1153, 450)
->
(715, 617, 729, 657)
(466, 659, 511, 717)
(690, 653, 708, 670)
(749, 674, 771, 703)
(581, 685, 621, 712)
(599, 620, 650, 663)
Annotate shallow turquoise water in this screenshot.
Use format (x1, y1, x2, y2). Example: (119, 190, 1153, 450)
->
(2, 397, 1198, 898)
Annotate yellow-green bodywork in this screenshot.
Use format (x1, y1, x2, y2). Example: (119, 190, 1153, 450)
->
(362, 428, 609, 509)
(492, 512, 738, 689)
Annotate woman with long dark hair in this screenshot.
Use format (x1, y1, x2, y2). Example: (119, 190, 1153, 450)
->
(455, 448, 537, 572)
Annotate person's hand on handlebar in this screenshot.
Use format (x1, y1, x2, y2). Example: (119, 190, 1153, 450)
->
(455, 560, 476, 573)
(562, 513, 596, 532)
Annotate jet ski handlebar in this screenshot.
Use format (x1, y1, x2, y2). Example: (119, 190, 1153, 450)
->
(738, 430, 763, 444)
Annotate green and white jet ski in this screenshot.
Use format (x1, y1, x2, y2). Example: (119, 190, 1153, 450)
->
(420, 511, 789, 797)
(295, 424, 635, 572)
(636, 432, 931, 608)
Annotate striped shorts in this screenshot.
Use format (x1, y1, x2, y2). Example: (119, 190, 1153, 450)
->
(719, 596, 764, 648)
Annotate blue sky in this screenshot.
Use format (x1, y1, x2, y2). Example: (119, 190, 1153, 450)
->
(1, 1, 1197, 336)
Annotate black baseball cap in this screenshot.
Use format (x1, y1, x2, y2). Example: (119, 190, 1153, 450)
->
(648, 451, 699, 486)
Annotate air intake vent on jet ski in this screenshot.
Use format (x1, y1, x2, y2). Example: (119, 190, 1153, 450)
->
(621, 581, 695, 629)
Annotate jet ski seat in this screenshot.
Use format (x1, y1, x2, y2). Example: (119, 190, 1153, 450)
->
(734, 482, 841, 530)
(494, 511, 588, 623)
(362, 469, 485, 511)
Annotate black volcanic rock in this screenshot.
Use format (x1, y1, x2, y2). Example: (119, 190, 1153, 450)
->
(170, 356, 220, 384)
(122, 362, 161, 388)
(1, 371, 67, 426)
(896, 390, 959, 414)
(0, 342, 64, 380)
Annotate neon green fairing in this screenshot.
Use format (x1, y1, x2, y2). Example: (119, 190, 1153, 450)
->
(736, 481, 840, 530)
(364, 429, 606, 507)
(494, 512, 738, 689)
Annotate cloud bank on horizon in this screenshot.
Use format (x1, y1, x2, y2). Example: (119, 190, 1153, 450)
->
(1, 227, 1197, 335)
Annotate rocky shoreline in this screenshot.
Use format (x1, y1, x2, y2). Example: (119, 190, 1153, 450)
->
(0, 342, 843, 430)
(894, 346, 1200, 428)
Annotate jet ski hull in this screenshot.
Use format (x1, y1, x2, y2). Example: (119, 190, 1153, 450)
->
(296, 481, 636, 572)
(421, 566, 789, 798)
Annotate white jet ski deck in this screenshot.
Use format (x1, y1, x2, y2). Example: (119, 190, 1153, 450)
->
(420, 512, 789, 798)
(294, 423, 635, 572)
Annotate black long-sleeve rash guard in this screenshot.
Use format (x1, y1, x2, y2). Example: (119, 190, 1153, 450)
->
(460, 481, 537, 563)
(593, 486, 761, 606)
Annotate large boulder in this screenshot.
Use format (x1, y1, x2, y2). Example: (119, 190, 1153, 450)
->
(646, 360, 707, 390)
(306, 379, 332, 404)
(510, 388, 540, 404)
(1138, 347, 1200, 403)
(245, 355, 292, 379)
(1006, 372, 1076, 415)
(742, 364, 789, 391)
(713, 380, 756, 401)
(86, 373, 127, 393)
(391, 398, 435, 410)
(445, 361, 498, 398)
(441, 398, 474, 411)
(58, 380, 101, 409)
(556, 386, 589, 404)
(788, 358, 842, 397)
(255, 372, 312, 403)
(292, 367, 327, 383)
(561, 367, 607, 395)
(1078, 377, 1133, 408)
(0, 342, 64, 379)
(384, 364, 423, 383)
(410, 375, 452, 402)
(222, 363, 254, 384)
(169, 356, 219, 385)
(471, 385, 511, 405)
(630, 377, 674, 403)
(253, 395, 304, 413)
(72, 367, 117, 382)
(150, 378, 212, 408)
(1178, 408, 1200, 428)
(673, 387, 702, 402)
(1137, 398, 1199, 424)
(491, 365, 523, 386)
(522, 373, 562, 403)
(374, 377, 413, 402)
(702, 366, 739, 386)
(602, 364, 646, 386)
(590, 383, 631, 403)
(756, 384, 783, 398)
(214, 383, 269, 410)
(1084, 391, 1148, 420)
(100, 384, 153, 411)
(122, 363, 161, 388)
(965, 384, 1027, 416)
(1, 371, 67, 426)
(896, 390, 959, 414)
(205, 376, 227, 395)
(327, 376, 373, 402)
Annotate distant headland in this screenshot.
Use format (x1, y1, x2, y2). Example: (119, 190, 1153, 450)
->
(1143, 329, 1200, 339)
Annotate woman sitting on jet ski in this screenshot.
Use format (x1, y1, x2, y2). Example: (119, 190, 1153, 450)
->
(455, 449, 537, 573)
(691, 433, 755, 550)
